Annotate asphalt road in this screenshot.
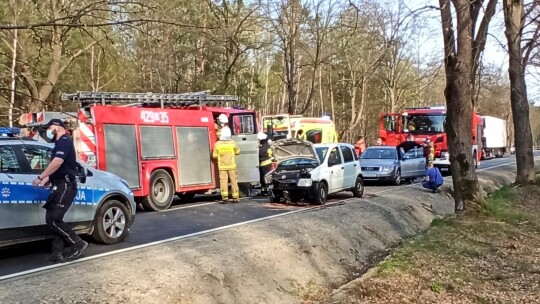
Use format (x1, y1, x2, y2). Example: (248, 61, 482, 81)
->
(0, 153, 531, 280)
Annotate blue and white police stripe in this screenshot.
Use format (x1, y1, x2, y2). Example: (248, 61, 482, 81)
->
(0, 182, 110, 205)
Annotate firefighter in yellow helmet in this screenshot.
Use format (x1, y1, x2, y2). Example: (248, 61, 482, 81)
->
(212, 127, 240, 203)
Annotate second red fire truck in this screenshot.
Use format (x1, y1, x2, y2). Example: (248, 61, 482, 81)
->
(379, 106, 484, 169)
(24, 91, 260, 211)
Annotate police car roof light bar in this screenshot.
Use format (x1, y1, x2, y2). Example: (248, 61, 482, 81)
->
(61, 91, 239, 108)
(0, 127, 21, 138)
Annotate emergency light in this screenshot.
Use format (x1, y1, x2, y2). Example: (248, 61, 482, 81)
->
(0, 127, 20, 137)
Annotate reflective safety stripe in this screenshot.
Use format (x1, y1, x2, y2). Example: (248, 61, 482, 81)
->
(0, 182, 109, 205)
(260, 159, 273, 166)
(213, 140, 240, 170)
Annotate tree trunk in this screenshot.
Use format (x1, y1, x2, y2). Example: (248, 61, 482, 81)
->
(439, 0, 484, 211)
(503, 0, 536, 184)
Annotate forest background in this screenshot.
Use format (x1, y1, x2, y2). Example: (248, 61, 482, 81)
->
(1, 0, 539, 145)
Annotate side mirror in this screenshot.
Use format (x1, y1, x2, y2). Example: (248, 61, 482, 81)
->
(76, 165, 87, 183)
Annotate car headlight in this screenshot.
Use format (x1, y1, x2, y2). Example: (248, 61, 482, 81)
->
(441, 152, 449, 159)
(297, 179, 313, 187)
(380, 166, 393, 172)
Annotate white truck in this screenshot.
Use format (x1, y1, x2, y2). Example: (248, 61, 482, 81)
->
(481, 116, 507, 159)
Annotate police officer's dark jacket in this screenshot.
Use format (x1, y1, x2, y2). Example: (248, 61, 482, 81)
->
(50, 134, 77, 182)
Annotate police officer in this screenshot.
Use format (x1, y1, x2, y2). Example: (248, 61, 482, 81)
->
(257, 132, 274, 196)
(32, 119, 88, 263)
(212, 127, 240, 204)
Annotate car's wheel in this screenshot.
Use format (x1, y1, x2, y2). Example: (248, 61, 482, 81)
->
(313, 182, 328, 205)
(352, 176, 364, 198)
(91, 199, 130, 244)
(141, 169, 174, 211)
(269, 190, 281, 203)
(393, 169, 401, 186)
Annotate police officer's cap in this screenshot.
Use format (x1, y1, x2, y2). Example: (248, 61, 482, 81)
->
(46, 118, 66, 129)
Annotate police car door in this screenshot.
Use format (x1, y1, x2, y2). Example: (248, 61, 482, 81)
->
(230, 113, 259, 183)
(0, 144, 48, 238)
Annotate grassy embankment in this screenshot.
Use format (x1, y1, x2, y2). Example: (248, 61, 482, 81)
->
(317, 185, 540, 304)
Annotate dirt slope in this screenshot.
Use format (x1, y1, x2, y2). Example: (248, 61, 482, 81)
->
(0, 167, 518, 304)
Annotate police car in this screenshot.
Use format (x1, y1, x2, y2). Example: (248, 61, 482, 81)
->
(0, 128, 136, 247)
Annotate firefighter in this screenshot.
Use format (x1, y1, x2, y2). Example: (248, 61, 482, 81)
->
(212, 127, 240, 204)
(215, 113, 229, 139)
(31, 119, 88, 263)
(257, 132, 274, 196)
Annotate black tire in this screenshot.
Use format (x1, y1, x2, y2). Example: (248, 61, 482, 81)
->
(91, 199, 131, 244)
(313, 182, 328, 205)
(269, 190, 281, 203)
(393, 169, 401, 186)
(141, 169, 174, 211)
(352, 176, 364, 198)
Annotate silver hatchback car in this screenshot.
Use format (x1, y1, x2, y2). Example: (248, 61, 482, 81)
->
(0, 136, 136, 247)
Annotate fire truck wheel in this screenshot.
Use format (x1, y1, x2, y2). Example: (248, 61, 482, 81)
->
(92, 199, 130, 244)
(142, 169, 174, 211)
(393, 169, 401, 186)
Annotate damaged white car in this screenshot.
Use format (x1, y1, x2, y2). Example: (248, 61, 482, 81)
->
(267, 139, 364, 204)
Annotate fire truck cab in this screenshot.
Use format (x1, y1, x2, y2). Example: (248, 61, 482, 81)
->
(379, 106, 483, 170)
(24, 91, 260, 211)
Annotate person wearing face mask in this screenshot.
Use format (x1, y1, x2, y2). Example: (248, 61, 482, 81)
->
(31, 119, 88, 263)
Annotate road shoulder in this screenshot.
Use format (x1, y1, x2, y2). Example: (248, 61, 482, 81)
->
(0, 163, 522, 304)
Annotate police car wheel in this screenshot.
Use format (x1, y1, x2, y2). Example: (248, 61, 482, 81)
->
(92, 199, 130, 244)
(141, 169, 174, 211)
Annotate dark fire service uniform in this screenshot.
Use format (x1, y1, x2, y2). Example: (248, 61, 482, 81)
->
(258, 139, 274, 195)
(42, 120, 87, 262)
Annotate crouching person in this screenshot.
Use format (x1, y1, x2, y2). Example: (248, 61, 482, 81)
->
(423, 161, 443, 193)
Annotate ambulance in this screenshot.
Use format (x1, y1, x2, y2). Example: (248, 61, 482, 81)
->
(261, 114, 338, 144)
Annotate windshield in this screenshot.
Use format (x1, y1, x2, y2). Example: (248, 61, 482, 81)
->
(262, 116, 290, 137)
(361, 148, 398, 160)
(315, 147, 328, 162)
(404, 114, 445, 134)
(278, 158, 318, 168)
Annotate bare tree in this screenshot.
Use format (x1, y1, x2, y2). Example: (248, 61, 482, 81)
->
(503, 0, 537, 184)
(439, 0, 497, 211)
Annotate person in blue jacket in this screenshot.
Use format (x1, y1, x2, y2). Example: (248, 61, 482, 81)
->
(423, 161, 443, 193)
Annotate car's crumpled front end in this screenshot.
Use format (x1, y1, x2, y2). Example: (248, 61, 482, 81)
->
(268, 139, 319, 202)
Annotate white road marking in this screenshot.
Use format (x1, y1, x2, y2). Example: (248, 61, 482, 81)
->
(158, 201, 217, 212)
(0, 157, 534, 282)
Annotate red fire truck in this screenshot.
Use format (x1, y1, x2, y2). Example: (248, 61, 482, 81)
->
(379, 106, 483, 169)
(25, 91, 260, 211)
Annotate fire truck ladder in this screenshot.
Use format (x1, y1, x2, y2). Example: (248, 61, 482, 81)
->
(61, 91, 239, 108)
